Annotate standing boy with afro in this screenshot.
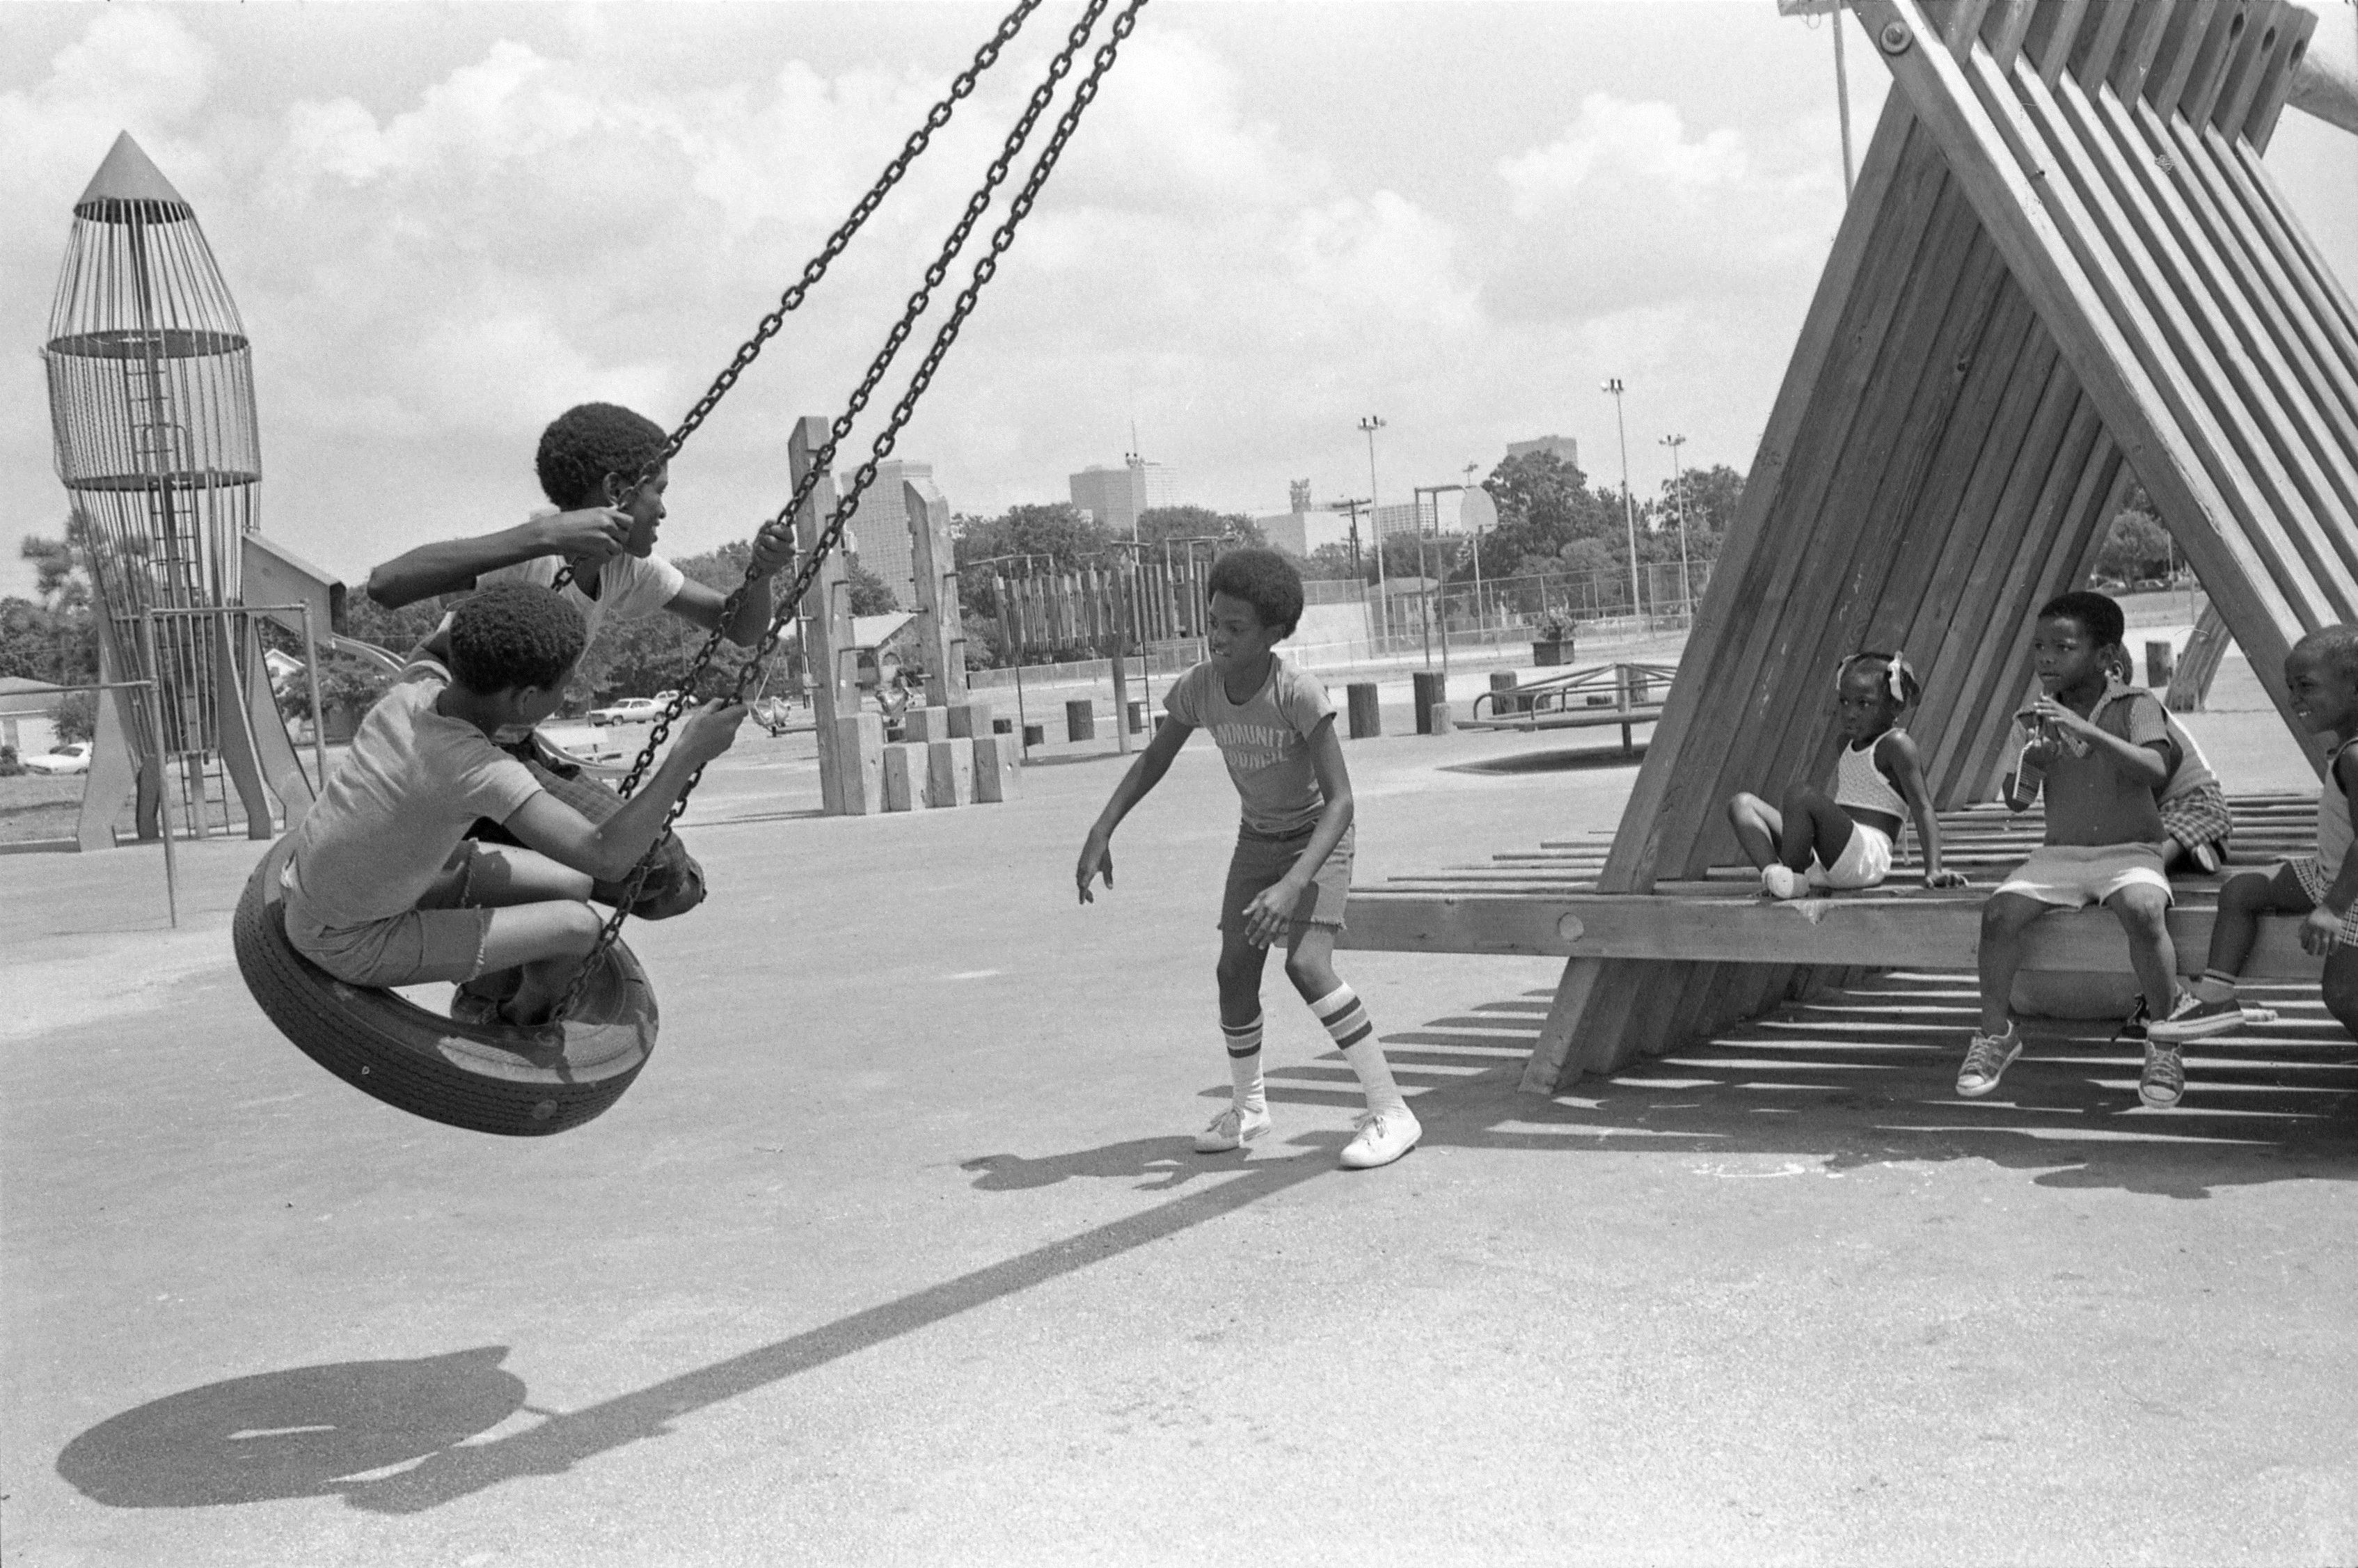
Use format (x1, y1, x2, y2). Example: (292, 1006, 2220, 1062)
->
(365, 402, 795, 921)
(280, 585, 745, 1026)
(1076, 546, 1421, 1170)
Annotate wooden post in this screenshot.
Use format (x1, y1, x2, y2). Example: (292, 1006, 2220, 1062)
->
(792, 417, 880, 815)
(904, 477, 966, 709)
(2144, 638, 2176, 690)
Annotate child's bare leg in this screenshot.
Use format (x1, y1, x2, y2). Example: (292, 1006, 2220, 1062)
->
(1778, 784, 1856, 874)
(1727, 793, 1783, 869)
(2201, 865, 2307, 983)
(477, 901, 606, 1024)
(2105, 882, 2178, 1019)
(461, 844, 595, 908)
(1214, 930, 1271, 1028)
(1977, 892, 2048, 1035)
(1281, 924, 1341, 1001)
(2323, 946, 2358, 1039)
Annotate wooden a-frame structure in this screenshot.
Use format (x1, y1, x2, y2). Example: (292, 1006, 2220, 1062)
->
(1522, 0, 2358, 1093)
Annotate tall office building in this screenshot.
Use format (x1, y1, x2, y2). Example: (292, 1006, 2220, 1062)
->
(842, 458, 931, 605)
(1506, 434, 1581, 470)
(1069, 454, 1178, 534)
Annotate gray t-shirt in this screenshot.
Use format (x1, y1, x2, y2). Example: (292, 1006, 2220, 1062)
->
(1164, 656, 1338, 837)
(477, 546, 686, 645)
(282, 675, 544, 929)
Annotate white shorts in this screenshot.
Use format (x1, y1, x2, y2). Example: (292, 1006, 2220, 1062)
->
(1810, 821, 1893, 890)
(1993, 844, 2171, 908)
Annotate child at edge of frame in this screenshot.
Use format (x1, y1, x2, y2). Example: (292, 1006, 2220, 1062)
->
(1963, 589, 2199, 1111)
(2151, 625, 2358, 1047)
(1074, 546, 1421, 1171)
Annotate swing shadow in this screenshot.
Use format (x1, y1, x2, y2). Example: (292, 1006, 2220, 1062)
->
(56, 973, 2358, 1517)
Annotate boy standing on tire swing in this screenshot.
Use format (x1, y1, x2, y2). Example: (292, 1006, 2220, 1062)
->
(1075, 548, 1421, 1171)
(365, 402, 796, 922)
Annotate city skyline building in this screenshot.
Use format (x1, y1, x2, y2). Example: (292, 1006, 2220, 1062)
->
(842, 457, 931, 604)
(1068, 454, 1177, 535)
(1505, 433, 1581, 471)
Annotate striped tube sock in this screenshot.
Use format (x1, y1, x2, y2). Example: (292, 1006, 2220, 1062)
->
(1221, 1015, 1266, 1114)
(1311, 983, 1406, 1114)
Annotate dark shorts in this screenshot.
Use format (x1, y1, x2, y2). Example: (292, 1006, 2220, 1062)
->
(469, 736, 706, 920)
(1220, 823, 1354, 937)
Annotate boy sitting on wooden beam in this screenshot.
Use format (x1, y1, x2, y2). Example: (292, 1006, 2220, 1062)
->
(1962, 590, 2205, 1110)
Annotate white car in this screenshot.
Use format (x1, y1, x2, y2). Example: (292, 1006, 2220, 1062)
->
(588, 697, 664, 727)
(22, 742, 91, 775)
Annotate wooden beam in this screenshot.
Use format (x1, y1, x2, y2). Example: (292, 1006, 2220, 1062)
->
(1340, 889, 2321, 978)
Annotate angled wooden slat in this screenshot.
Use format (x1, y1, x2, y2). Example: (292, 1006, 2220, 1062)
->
(2028, 0, 2093, 87)
(2109, 0, 2181, 101)
(2148, 0, 2228, 113)
(2071, 0, 2144, 85)
(2242, 1, 2322, 149)
(2224, 136, 2358, 383)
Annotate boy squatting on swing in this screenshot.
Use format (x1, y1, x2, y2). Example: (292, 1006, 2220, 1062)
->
(365, 402, 794, 921)
(278, 585, 747, 1028)
(1075, 548, 1421, 1172)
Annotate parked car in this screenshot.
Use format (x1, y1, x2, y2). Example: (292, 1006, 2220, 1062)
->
(587, 697, 663, 727)
(22, 742, 91, 775)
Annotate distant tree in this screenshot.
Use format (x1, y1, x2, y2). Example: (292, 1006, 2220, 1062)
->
(1297, 542, 1369, 582)
(846, 562, 899, 616)
(1656, 462, 1743, 547)
(2096, 507, 2174, 583)
(53, 690, 97, 745)
(1136, 505, 1265, 550)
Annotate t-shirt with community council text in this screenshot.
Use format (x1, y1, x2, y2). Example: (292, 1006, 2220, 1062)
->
(2007, 678, 2174, 848)
(281, 674, 546, 929)
(1163, 656, 1338, 837)
(477, 544, 686, 646)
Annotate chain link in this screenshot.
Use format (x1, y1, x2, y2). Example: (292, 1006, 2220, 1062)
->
(548, 0, 1148, 1024)
(548, 0, 1044, 596)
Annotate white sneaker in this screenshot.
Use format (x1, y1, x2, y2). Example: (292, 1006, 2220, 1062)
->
(1760, 864, 1805, 901)
(1339, 1105, 1421, 1169)
(1195, 1104, 1272, 1154)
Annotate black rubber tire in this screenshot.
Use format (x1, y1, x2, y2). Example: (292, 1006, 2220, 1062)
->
(232, 838, 658, 1137)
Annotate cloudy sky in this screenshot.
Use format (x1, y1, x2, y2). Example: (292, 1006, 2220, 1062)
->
(3, 1, 2352, 603)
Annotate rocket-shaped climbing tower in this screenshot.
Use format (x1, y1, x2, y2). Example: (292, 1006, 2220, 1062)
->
(42, 131, 309, 848)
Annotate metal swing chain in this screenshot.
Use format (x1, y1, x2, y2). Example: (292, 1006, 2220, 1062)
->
(601, 0, 1117, 807)
(546, 0, 1045, 595)
(548, 0, 1148, 1024)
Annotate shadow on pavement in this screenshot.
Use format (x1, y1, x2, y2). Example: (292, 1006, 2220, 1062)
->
(56, 972, 2357, 1516)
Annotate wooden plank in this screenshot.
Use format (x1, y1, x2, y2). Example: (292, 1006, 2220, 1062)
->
(1598, 100, 1946, 891)
(2027, 0, 2091, 87)
(1340, 889, 2320, 978)
(2068, 0, 2140, 85)
(2148, 0, 2225, 113)
(1654, 188, 2004, 880)
(2210, 0, 2293, 134)
(2242, 0, 2321, 149)
(1856, 0, 2315, 768)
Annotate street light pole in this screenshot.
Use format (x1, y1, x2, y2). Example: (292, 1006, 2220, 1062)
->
(1461, 461, 1485, 633)
(1660, 433, 1691, 624)
(1413, 482, 1469, 682)
(1359, 415, 1388, 648)
(1602, 379, 1643, 628)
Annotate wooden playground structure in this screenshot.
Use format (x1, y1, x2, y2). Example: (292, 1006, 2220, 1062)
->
(1347, 0, 2358, 1093)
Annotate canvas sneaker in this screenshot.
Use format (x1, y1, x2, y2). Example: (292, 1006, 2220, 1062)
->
(1956, 1026, 2023, 1098)
(1759, 864, 1805, 901)
(2149, 989, 2247, 1044)
(2140, 1042, 2187, 1109)
(1339, 1105, 1422, 1169)
(1195, 1104, 1272, 1154)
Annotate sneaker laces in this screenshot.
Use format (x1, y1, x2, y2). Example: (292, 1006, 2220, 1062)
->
(2144, 1045, 2185, 1091)
(1963, 1032, 2011, 1079)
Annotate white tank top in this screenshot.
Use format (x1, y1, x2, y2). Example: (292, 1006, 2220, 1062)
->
(1835, 729, 1909, 825)
(2321, 738, 2354, 880)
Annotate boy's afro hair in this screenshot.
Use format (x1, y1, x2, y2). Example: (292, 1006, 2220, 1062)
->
(1203, 546, 1304, 639)
(2036, 589, 2125, 649)
(449, 584, 587, 695)
(535, 402, 668, 509)
(2293, 624, 2358, 685)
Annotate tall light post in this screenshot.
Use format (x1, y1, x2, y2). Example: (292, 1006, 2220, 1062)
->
(1601, 379, 1643, 626)
(1359, 415, 1388, 646)
(1659, 433, 1691, 623)
(1462, 461, 1488, 633)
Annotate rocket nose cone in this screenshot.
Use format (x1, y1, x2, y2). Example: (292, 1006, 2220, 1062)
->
(75, 132, 193, 220)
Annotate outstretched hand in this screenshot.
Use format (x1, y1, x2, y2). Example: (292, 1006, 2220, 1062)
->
(672, 699, 748, 767)
(541, 506, 632, 564)
(1076, 827, 1114, 904)
(2302, 903, 2345, 956)
(1923, 869, 1968, 889)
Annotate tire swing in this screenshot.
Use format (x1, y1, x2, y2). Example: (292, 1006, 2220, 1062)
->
(235, 0, 1144, 1136)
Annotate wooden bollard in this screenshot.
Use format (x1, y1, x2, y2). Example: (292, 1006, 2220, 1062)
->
(1023, 722, 1046, 747)
(972, 733, 1022, 802)
(1127, 699, 1146, 734)
(1413, 670, 1448, 736)
(881, 743, 924, 812)
(1066, 698, 1096, 742)
(1347, 681, 1382, 739)
(947, 699, 991, 740)
(925, 739, 974, 807)
(903, 706, 951, 743)
(2145, 639, 2175, 690)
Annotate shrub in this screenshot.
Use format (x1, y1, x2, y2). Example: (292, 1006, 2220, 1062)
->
(0, 744, 20, 777)
(53, 690, 97, 745)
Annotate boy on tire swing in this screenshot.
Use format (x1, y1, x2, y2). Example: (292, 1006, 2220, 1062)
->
(366, 402, 796, 923)
(279, 585, 745, 1027)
